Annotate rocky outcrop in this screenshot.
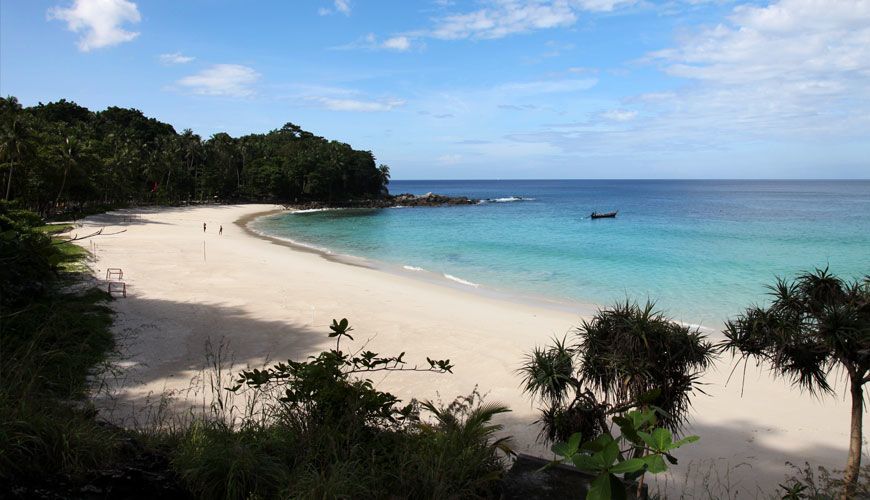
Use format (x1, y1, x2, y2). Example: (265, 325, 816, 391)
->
(391, 192, 477, 206)
(283, 192, 478, 210)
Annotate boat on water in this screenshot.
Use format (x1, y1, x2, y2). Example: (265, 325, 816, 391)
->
(590, 211, 618, 219)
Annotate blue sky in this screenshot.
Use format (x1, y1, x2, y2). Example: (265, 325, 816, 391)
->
(1, 0, 868, 179)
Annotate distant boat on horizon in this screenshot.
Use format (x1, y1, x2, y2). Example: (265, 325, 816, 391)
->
(590, 211, 618, 219)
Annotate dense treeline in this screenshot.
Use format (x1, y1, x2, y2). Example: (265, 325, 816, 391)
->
(0, 96, 390, 215)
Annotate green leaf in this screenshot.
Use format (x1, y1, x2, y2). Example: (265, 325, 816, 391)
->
(671, 435, 700, 449)
(553, 432, 582, 459)
(572, 454, 601, 472)
(609, 458, 647, 474)
(643, 454, 668, 474)
(568, 432, 582, 453)
(552, 442, 571, 458)
(637, 430, 655, 450)
(600, 438, 620, 467)
(586, 473, 612, 500)
(583, 433, 611, 453)
(649, 428, 673, 452)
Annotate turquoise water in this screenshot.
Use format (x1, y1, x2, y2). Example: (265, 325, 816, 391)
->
(252, 180, 870, 329)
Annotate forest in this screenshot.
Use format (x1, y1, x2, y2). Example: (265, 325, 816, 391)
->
(0, 96, 391, 215)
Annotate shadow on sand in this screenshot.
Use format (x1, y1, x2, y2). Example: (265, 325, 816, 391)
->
(91, 294, 855, 499)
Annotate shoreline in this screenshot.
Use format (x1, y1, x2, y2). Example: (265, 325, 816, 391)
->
(78, 204, 855, 497)
(244, 208, 715, 334)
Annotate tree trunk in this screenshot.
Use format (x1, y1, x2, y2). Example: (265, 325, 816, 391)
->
(55, 164, 69, 210)
(842, 377, 865, 500)
(4, 160, 13, 201)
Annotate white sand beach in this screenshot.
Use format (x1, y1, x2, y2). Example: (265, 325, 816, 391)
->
(77, 204, 858, 497)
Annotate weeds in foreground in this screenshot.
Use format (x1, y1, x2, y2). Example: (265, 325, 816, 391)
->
(145, 320, 512, 500)
(1, 206, 120, 486)
(778, 461, 870, 499)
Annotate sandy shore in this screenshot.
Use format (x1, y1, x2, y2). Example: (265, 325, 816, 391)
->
(77, 204, 858, 496)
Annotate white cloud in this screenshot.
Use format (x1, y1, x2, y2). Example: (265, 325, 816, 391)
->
(319, 0, 351, 16)
(430, 1, 576, 40)
(505, 0, 870, 158)
(333, 33, 416, 51)
(382, 36, 412, 51)
(348, 0, 634, 51)
(279, 84, 405, 111)
(334, 0, 351, 15)
(497, 77, 597, 94)
(428, 0, 637, 40)
(48, 0, 141, 51)
(599, 109, 637, 121)
(437, 154, 463, 165)
(159, 52, 195, 65)
(315, 97, 406, 112)
(177, 64, 260, 97)
(645, 0, 870, 138)
(575, 0, 636, 11)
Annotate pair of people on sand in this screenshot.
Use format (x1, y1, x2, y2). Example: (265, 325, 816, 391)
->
(203, 223, 223, 235)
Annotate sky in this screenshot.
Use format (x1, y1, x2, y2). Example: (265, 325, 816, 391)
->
(1, 0, 868, 179)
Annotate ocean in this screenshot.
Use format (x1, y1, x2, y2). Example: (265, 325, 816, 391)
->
(251, 180, 870, 330)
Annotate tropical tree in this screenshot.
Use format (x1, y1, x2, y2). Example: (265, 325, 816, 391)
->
(0, 97, 31, 201)
(719, 268, 870, 500)
(2, 96, 392, 211)
(520, 300, 715, 445)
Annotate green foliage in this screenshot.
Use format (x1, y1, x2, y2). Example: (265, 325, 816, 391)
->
(231, 318, 453, 430)
(520, 300, 715, 445)
(547, 409, 700, 500)
(0, 95, 391, 215)
(0, 206, 118, 484)
(779, 461, 870, 499)
(170, 322, 508, 499)
(720, 268, 869, 397)
(172, 422, 291, 500)
(719, 268, 870, 498)
(0, 202, 58, 306)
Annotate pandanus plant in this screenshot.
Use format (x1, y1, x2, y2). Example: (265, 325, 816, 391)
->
(520, 301, 715, 497)
(520, 300, 715, 444)
(719, 268, 870, 500)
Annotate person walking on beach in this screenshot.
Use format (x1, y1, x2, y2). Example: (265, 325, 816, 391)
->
(219, 225, 223, 235)
(203, 222, 206, 232)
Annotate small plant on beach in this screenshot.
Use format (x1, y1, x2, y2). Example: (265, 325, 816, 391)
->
(230, 318, 455, 428)
(719, 269, 870, 500)
(166, 319, 512, 499)
(520, 300, 713, 498)
(547, 408, 699, 500)
(520, 300, 715, 443)
(779, 461, 870, 499)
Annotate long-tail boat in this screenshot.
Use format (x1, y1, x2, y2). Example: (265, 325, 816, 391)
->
(590, 211, 617, 219)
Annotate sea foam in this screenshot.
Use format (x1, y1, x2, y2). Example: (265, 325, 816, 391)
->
(480, 196, 535, 203)
(444, 274, 480, 287)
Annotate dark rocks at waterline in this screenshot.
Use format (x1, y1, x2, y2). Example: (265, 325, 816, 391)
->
(392, 192, 478, 206)
(283, 192, 479, 210)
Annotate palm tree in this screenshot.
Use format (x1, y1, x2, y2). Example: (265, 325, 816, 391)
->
(719, 268, 870, 500)
(0, 98, 31, 201)
(520, 300, 715, 444)
(54, 135, 77, 210)
(377, 163, 390, 196)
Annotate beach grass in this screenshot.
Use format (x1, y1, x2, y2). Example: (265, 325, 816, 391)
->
(0, 227, 118, 485)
